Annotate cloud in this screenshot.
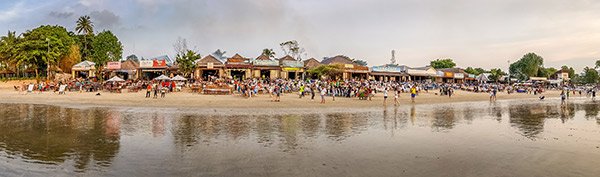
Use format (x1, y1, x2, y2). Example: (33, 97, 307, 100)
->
(89, 10, 120, 30)
(0, 2, 25, 22)
(49, 11, 74, 19)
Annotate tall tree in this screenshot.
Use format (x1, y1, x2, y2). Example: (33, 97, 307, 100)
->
(0, 31, 21, 76)
(175, 50, 200, 77)
(509, 53, 544, 80)
(582, 67, 599, 84)
(280, 40, 306, 61)
(17, 25, 74, 80)
(261, 48, 275, 59)
(488, 68, 506, 82)
(430, 58, 456, 69)
(212, 49, 227, 61)
(595, 60, 600, 69)
(58, 45, 81, 73)
(75, 16, 94, 60)
(90, 30, 123, 80)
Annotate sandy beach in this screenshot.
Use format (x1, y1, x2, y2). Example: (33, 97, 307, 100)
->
(0, 80, 565, 111)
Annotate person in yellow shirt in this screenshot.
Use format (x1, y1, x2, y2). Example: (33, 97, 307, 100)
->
(410, 85, 417, 103)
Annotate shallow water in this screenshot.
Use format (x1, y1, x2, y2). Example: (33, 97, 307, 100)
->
(0, 99, 599, 177)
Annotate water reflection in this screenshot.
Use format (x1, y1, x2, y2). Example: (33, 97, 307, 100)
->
(0, 100, 599, 175)
(0, 104, 120, 171)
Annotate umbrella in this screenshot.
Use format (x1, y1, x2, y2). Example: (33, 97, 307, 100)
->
(107, 76, 125, 82)
(171, 75, 187, 81)
(154, 74, 171, 81)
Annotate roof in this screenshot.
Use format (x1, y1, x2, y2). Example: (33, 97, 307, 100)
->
(279, 55, 296, 61)
(256, 54, 271, 60)
(304, 58, 321, 69)
(321, 55, 354, 65)
(438, 68, 465, 73)
(197, 55, 224, 65)
(73, 60, 95, 67)
(121, 60, 139, 70)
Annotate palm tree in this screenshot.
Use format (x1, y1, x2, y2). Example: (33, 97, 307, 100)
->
(75, 15, 94, 60)
(261, 48, 275, 59)
(0, 31, 21, 77)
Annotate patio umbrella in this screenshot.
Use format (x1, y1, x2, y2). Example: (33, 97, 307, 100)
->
(171, 75, 187, 81)
(107, 76, 125, 82)
(154, 74, 171, 81)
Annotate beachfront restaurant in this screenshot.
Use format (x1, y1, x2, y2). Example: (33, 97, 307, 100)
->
(137, 56, 172, 80)
(71, 60, 96, 79)
(436, 68, 466, 83)
(225, 54, 251, 80)
(105, 60, 139, 80)
(321, 55, 368, 80)
(407, 66, 437, 82)
(279, 55, 304, 79)
(370, 64, 409, 81)
(195, 55, 225, 80)
(251, 54, 280, 79)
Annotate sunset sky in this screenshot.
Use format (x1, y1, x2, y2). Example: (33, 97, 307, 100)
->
(1, 0, 599, 72)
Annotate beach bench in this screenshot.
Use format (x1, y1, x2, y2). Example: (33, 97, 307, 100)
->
(203, 88, 231, 95)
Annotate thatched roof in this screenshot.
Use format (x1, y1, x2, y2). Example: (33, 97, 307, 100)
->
(321, 55, 354, 65)
(121, 60, 139, 70)
(256, 54, 271, 60)
(279, 55, 295, 61)
(303, 58, 321, 69)
(197, 55, 224, 65)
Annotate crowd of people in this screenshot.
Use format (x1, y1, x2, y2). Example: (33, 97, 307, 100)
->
(12, 76, 599, 106)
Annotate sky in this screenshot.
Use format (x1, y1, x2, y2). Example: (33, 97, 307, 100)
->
(1, 0, 599, 72)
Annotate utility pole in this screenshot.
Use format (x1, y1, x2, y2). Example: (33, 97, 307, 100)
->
(46, 38, 50, 80)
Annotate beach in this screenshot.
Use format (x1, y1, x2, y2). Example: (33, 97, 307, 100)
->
(0, 80, 565, 111)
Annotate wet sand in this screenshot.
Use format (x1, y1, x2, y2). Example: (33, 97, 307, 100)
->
(0, 100, 599, 177)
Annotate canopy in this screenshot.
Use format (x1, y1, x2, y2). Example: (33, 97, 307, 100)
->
(153, 74, 171, 80)
(107, 76, 125, 82)
(171, 75, 187, 81)
(476, 73, 490, 82)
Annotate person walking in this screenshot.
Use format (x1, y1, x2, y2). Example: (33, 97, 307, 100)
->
(383, 87, 389, 106)
(320, 86, 326, 104)
(146, 84, 152, 98)
(310, 85, 315, 101)
(410, 85, 417, 103)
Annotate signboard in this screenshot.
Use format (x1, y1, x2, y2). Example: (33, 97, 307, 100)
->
(281, 60, 304, 68)
(227, 58, 246, 63)
(282, 67, 300, 71)
(207, 62, 214, 69)
(140, 60, 153, 68)
(454, 73, 464, 79)
(107, 62, 121, 70)
(252, 59, 279, 66)
(468, 74, 475, 78)
(371, 65, 403, 72)
(153, 60, 167, 67)
(444, 72, 454, 78)
(344, 64, 354, 69)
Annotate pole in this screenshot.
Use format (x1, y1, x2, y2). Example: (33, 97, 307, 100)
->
(507, 60, 510, 85)
(46, 38, 50, 80)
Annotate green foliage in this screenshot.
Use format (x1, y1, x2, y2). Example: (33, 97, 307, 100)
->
(582, 67, 599, 84)
(430, 58, 456, 69)
(595, 60, 600, 69)
(465, 67, 487, 75)
(560, 65, 575, 79)
(17, 25, 74, 79)
(352, 59, 368, 66)
(175, 50, 200, 77)
(307, 64, 343, 79)
(75, 16, 94, 60)
(509, 53, 544, 81)
(488, 68, 506, 82)
(261, 48, 275, 59)
(90, 30, 123, 66)
(0, 31, 20, 70)
(537, 67, 557, 78)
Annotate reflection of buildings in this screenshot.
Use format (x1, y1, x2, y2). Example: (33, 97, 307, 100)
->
(0, 104, 120, 171)
(508, 105, 547, 138)
(431, 108, 456, 131)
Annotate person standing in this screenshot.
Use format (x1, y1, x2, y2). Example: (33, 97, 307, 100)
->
(320, 86, 326, 104)
(153, 82, 159, 99)
(383, 87, 389, 106)
(146, 84, 152, 98)
(393, 89, 399, 106)
(299, 84, 305, 98)
(310, 85, 315, 101)
(410, 85, 417, 103)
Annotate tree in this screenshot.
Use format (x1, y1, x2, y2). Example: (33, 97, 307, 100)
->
(90, 30, 123, 80)
(280, 40, 305, 61)
(352, 59, 368, 66)
(126, 54, 139, 62)
(538, 67, 557, 78)
(465, 67, 487, 75)
(560, 65, 576, 79)
(212, 49, 227, 61)
(307, 64, 343, 79)
(430, 58, 456, 69)
(488, 68, 506, 82)
(173, 37, 188, 56)
(75, 15, 94, 60)
(58, 44, 81, 73)
(582, 67, 599, 84)
(175, 50, 200, 77)
(0, 31, 21, 76)
(596, 60, 600, 69)
(17, 25, 74, 80)
(261, 48, 275, 59)
(509, 53, 544, 80)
